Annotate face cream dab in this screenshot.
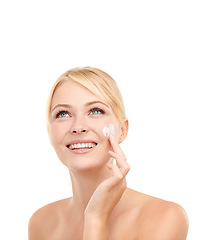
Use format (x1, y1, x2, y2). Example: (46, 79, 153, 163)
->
(103, 124, 114, 138)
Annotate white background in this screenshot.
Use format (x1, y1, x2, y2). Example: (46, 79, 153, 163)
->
(0, 0, 205, 239)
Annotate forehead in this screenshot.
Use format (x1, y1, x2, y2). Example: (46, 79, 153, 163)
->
(51, 79, 106, 109)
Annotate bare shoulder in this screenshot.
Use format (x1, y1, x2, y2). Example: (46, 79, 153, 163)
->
(28, 198, 70, 240)
(153, 201, 189, 239)
(125, 189, 189, 240)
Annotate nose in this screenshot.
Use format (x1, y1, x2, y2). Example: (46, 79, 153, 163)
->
(71, 128, 87, 134)
(70, 117, 88, 134)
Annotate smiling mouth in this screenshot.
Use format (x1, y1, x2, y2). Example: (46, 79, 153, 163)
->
(67, 142, 97, 150)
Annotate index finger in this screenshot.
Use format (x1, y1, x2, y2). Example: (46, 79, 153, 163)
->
(109, 134, 126, 161)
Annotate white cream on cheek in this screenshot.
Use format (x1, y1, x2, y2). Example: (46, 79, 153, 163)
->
(103, 124, 114, 138)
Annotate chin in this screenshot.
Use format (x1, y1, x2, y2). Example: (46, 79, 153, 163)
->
(60, 154, 110, 174)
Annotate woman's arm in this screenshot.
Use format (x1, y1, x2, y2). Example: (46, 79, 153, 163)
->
(83, 134, 130, 239)
(83, 216, 109, 239)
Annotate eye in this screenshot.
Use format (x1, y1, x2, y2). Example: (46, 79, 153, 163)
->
(56, 110, 70, 118)
(89, 108, 105, 115)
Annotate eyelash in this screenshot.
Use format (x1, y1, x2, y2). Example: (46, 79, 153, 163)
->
(55, 108, 105, 119)
(55, 110, 70, 119)
(89, 108, 105, 115)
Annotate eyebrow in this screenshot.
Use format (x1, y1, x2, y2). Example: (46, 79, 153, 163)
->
(51, 101, 109, 112)
(85, 101, 109, 108)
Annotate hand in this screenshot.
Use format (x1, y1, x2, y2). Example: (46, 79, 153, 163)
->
(84, 134, 130, 222)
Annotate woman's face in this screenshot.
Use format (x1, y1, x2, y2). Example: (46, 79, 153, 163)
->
(49, 79, 124, 172)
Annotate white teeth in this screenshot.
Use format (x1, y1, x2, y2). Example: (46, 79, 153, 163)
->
(68, 143, 96, 150)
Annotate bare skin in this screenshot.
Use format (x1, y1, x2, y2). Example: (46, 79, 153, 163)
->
(29, 80, 189, 239)
(29, 189, 188, 240)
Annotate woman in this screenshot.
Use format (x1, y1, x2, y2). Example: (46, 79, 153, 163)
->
(29, 67, 189, 239)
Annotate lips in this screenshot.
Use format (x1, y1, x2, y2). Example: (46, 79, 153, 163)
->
(66, 139, 98, 151)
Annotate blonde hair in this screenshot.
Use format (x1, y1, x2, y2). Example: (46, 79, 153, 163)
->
(47, 67, 126, 131)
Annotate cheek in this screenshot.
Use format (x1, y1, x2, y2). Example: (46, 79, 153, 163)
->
(92, 122, 110, 139)
(93, 122, 121, 147)
(50, 123, 65, 146)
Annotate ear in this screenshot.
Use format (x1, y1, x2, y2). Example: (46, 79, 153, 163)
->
(119, 118, 129, 144)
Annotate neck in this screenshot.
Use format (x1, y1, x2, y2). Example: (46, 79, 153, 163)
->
(69, 165, 112, 217)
